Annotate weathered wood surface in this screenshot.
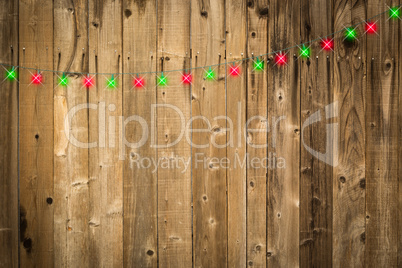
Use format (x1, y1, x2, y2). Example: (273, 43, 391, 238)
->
(267, 0, 300, 266)
(191, 0, 227, 267)
(19, 0, 54, 266)
(0, 0, 400, 267)
(226, 0, 248, 267)
(156, 0, 192, 267)
(366, 0, 399, 267)
(0, 0, 18, 267)
(246, 1, 268, 267)
(399, 4, 402, 267)
(53, 0, 90, 267)
(333, 0, 366, 266)
(122, 0, 158, 267)
(88, 0, 123, 266)
(300, 0, 333, 267)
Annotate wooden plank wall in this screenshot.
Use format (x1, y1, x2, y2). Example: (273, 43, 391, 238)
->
(267, 0, 300, 267)
(0, 0, 400, 267)
(226, 0, 247, 267)
(300, 0, 333, 267)
(366, 0, 400, 266)
(53, 0, 89, 267)
(156, 0, 192, 266)
(246, 0, 268, 267)
(19, 0, 54, 266)
(0, 0, 18, 267)
(191, 0, 227, 267)
(122, 0, 157, 267)
(88, 0, 123, 266)
(333, 0, 366, 266)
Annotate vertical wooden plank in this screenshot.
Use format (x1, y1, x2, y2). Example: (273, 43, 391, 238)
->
(88, 0, 123, 266)
(19, 0, 54, 266)
(299, 0, 333, 267)
(156, 0, 192, 266)
(333, 0, 366, 266)
(0, 0, 19, 267)
(226, 0, 247, 266)
(399, 8, 402, 267)
(53, 0, 89, 266)
(122, 0, 158, 266)
(399, 5, 402, 266)
(366, 0, 399, 266)
(246, 0, 268, 267)
(191, 0, 227, 267)
(267, 0, 300, 267)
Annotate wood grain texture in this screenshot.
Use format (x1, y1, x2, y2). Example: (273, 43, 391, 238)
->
(333, 0, 366, 266)
(122, 0, 158, 267)
(399, 6, 402, 266)
(156, 0, 192, 266)
(88, 0, 123, 266)
(267, 0, 300, 267)
(397, 8, 402, 267)
(246, 1, 268, 267)
(3, 1, 402, 267)
(226, 0, 248, 267)
(19, 0, 54, 266)
(299, 0, 333, 267)
(53, 0, 89, 267)
(191, 0, 227, 267)
(0, 0, 19, 267)
(366, 0, 399, 266)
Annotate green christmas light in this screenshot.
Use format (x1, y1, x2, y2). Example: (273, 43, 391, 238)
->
(389, 7, 401, 20)
(106, 75, 117, 90)
(253, 58, 264, 71)
(157, 73, 168, 86)
(5, 67, 17, 81)
(205, 67, 216, 81)
(58, 73, 68, 87)
(344, 27, 357, 42)
(299, 45, 311, 59)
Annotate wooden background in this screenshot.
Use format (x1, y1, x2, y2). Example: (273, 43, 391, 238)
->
(0, 0, 401, 267)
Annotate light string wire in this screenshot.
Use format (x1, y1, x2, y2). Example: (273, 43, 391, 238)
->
(0, 5, 400, 76)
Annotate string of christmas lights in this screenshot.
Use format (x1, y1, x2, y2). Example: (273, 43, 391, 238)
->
(0, 5, 400, 89)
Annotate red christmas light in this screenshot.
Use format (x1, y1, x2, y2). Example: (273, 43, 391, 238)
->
(275, 52, 287, 66)
(321, 38, 334, 51)
(133, 76, 145, 89)
(229, 65, 241, 77)
(83, 75, 94, 88)
(31, 72, 42, 85)
(181, 72, 192, 84)
(365, 21, 377, 34)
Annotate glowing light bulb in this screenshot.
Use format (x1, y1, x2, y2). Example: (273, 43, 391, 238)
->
(344, 27, 357, 42)
(106, 75, 117, 90)
(229, 64, 241, 77)
(157, 73, 168, 86)
(31, 72, 42, 85)
(83, 75, 94, 88)
(58, 73, 68, 87)
(321, 38, 334, 51)
(133, 76, 145, 89)
(299, 45, 311, 59)
(365, 21, 377, 35)
(389, 6, 401, 20)
(5, 68, 17, 81)
(275, 52, 287, 66)
(205, 67, 216, 81)
(182, 72, 192, 85)
(253, 58, 264, 71)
